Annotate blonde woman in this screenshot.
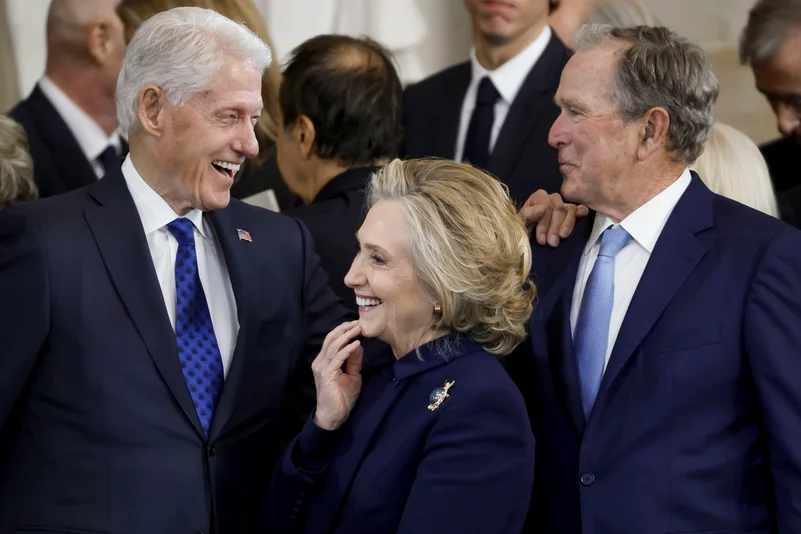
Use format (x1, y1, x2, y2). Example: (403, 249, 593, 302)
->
(268, 158, 536, 534)
(691, 122, 780, 217)
(117, 0, 291, 208)
(0, 115, 37, 208)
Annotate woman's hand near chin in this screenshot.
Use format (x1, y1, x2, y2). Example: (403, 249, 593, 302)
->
(311, 320, 364, 431)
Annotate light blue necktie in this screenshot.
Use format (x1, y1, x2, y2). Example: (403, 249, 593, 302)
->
(574, 226, 632, 419)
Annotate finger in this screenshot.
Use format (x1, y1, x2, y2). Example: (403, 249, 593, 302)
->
(321, 320, 359, 355)
(345, 345, 364, 377)
(577, 205, 590, 217)
(559, 205, 578, 239)
(327, 325, 362, 361)
(534, 200, 554, 246)
(547, 204, 569, 247)
(328, 340, 362, 371)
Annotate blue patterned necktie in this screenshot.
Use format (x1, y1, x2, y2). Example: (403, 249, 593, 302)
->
(574, 226, 632, 419)
(166, 218, 225, 437)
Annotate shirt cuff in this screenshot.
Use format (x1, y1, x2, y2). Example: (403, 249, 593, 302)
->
(292, 413, 345, 474)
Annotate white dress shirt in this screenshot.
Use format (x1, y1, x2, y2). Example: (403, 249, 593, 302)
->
(122, 156, 239, 376)
(570, 169, 693, 371)
(38, 76, 122, 179)
(454, 25, 552, 162)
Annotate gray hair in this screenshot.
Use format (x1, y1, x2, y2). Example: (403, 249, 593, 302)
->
(0, 115, 37, 209)
(740, 0, 801, 65)
(115, 6, 271, 136)
(573, 24, 719, 164)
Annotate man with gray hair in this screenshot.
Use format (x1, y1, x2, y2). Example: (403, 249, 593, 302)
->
(740, 0, 801, 227)
(506, 24, 801, 533)
(0, 7, 349, 533)
(9, 0, 127, 198)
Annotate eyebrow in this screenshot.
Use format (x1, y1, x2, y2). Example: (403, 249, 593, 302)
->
(354, 234, 390, 256)
(554, 96, 588, 113)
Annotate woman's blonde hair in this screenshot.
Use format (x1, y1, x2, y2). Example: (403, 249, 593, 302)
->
(117, 0, 281, 162)
(0, 115, 37, 209)
(691, 122, 780, 217)
(368, 159, 536, 356)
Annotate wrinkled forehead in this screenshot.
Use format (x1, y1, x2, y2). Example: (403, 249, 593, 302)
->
(557, 45, 621, 103)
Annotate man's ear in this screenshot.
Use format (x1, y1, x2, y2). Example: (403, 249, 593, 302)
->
(295, 115, 317, 160)
(137, 85, 168, 138)
(86, 17, 120, 67)
(636, 106, 671, 161)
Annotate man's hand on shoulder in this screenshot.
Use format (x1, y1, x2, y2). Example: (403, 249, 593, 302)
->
(519, 190, 588, 247)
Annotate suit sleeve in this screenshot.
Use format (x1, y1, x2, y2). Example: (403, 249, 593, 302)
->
(0, 206, 50, 433)
(396, 386, 536, 534)
(745, 228, 801, 532)
(279, 220, 354, 445)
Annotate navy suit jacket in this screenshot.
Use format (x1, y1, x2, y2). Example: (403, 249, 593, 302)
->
(9, 86, 125, 198)
(400, 32, 570, 206)
(268, 335, 535, 534)
(506, 174, 801, 534)
(283, 166, 376, 311)
(0, 167, 351, 534)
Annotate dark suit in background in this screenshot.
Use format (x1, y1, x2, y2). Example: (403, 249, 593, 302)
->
(761, 136, 800, 194)
(282, 166, 376, 311)
(268, 335, 535, 534)
(401, 32, 570, 205)
(507, 175, 801, 533)
(9, 86, 125, 198)
(0, 168, 350, 534)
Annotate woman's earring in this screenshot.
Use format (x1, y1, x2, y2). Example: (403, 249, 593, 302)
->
(433, 304, 442, 316)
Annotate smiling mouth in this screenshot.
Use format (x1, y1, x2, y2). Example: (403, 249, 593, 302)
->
(356, 296, 383, 309)
(212, 160, 241, 180)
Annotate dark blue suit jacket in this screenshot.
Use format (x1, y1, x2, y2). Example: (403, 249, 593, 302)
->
(9, 86, 126, 198)
(0, 167, 350, 534)
(268, 335, 535, 534)
(506, 174, 801, 534)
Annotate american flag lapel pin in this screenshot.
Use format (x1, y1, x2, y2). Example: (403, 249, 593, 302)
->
(237, 228, 252, 242)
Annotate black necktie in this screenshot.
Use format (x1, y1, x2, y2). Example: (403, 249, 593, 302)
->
(462, 76, 500, 170)
(98, 145, 121, 178)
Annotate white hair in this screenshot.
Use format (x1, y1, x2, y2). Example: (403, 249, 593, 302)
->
(691, 122, 780, 218)
(115, 6, 271, 136)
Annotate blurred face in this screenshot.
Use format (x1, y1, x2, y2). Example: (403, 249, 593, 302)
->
(155, 59, 262, 212)
(548, 44, 641, 208)
(463, 0, 549, 45)
(344, 200, 436, 356)
(752, 29, 801, 145)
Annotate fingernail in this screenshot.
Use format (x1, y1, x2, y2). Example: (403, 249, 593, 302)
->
(560, 228, 569, 238)
(549, 235, 559, 247)
(538, 233, 546, 243)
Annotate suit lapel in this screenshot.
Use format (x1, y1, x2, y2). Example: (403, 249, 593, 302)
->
(84, 170, 205, 438)
(429, 64, 471, 159)
(28, 86, 98, 191)
(594, 176, 714, 411)
(487, 34, 567, 180)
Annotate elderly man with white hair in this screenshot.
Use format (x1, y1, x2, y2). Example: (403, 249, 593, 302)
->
(0, 7, 349, 534)
(10, 0, 127, 198)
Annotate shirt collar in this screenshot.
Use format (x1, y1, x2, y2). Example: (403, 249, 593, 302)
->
(38, 76, 122, 164)
(468, 25, 552, 105)
(121, 155, 209, 240)
(584, 168, 693, 255)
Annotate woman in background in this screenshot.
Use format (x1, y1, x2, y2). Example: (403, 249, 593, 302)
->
(0, 114, 37, 209)
(268, 158, 536, 534)
(117, 0, 293, 209)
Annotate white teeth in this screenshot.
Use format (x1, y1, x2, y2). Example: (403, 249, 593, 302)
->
(212, 160, 241, 172)
(356, 296, 382, 307)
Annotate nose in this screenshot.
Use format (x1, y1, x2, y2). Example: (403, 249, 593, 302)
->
(233, 122, 260, 159)
(344, 251, 366, 289)
(776, 103, 801, 137)
(548, 112, 568, 148)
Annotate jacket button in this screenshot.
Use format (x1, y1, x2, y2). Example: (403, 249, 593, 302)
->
(208, 444, 216, 457)
(580, 472, 596, 486)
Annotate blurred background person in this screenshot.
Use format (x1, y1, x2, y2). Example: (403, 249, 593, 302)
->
(0, 1, 20, 113)
(117, 0, 293, 211)
(401, 0, 569, 206)
(0, 114, 37, 208)
(740, 0, 801, 227)
(9, 0, 127, 198)
(550, 0, 658, 45)
(269, 158, 536, 534)
(278, 34, 403, 311)
(691, 121, 780, 218)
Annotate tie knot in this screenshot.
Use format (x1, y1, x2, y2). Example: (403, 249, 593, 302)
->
(98, 145, 120, 175)
(167, 218, 196, 246)
(476, 76, 500, 106)
(598, 226, 631, 258)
